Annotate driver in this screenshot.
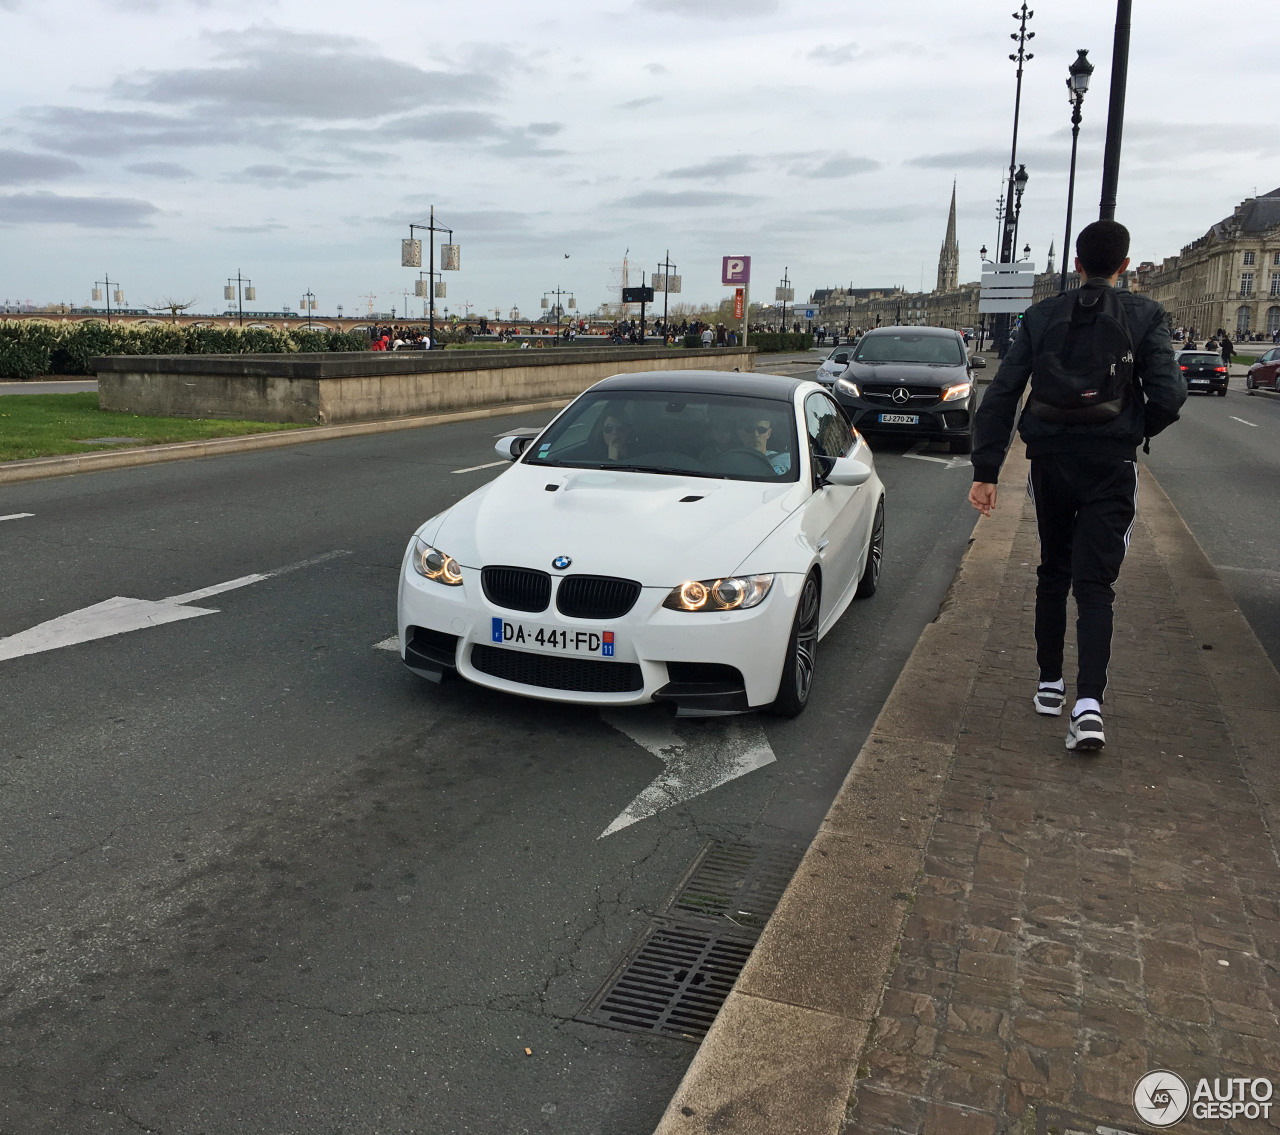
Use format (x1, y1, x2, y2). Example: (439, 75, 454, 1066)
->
(736, 414, 791, 475)
(586, 407, 631, 462)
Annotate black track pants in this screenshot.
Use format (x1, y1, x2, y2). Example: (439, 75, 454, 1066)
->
(1027, 454, 1138, 702)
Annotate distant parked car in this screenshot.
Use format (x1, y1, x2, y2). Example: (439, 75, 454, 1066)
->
(1176, 350, 1229, 396)
(815, 344, 854, 385)
(1245, 347, 1280, 394)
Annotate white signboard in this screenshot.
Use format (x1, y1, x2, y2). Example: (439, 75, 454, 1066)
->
(654, 274, 682, 293)
(979, 262, 1035, 314)
(401, 239, 422, 268)
(775, 287, 795, 302)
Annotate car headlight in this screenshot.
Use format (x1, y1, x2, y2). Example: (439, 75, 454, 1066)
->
(836, 377, 861, 397)
(942, 382, 972, 402)
(662, 574, 774, 612)
(411, 537, 464, 585)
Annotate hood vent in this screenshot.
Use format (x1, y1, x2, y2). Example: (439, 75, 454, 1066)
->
(679, 495, 703, 503)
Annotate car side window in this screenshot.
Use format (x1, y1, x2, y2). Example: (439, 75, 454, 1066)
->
(805, 392, 856, 486)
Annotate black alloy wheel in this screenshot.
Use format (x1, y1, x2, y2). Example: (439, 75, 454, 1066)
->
(769, 572, 821, 718)
(855, 497, 885, 599)
(1246, 375, 1255, 395)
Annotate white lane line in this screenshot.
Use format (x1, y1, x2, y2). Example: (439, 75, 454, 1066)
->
(598, 708, 777, 837)
(1230, 416, 1259, 428)
(0, 550, 351, 663)
(0, 513, 35, 522)
(902, 440, 971, 469)
(373, 636, 400, 651)
(451, 460, 506, 474)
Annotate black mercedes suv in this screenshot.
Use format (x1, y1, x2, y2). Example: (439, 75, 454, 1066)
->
(828, 325, 983, 454)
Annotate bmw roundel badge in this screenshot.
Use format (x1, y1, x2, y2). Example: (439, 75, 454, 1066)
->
(552, 555, 572, 570)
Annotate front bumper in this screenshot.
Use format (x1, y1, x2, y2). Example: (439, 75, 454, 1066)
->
(834, 392, 974, 439)
(396, 562, 804, 712)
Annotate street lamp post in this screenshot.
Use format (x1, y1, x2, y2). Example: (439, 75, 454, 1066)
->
(91, 275, 122, 325)
(542, 288, 574, 339)
(1011, 164, 1030, 266)
(223, 271, 255, 326)
(994, 2, 1035, 357)
(1060, 48, 1094, 293)
(300, 289, 317, 329)
(402, 206, 460, 349)
(1098, 0, 1132, 222)
(776, 267, 793, 332)
(656, 251, 680, 336)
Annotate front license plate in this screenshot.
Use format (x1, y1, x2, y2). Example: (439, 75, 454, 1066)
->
(878, 413, 919, 425)
(491, 618, 616, 657)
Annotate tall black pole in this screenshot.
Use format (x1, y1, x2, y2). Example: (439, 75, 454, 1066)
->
(428, 205, 436, 347)
(237, 270, 244, 327)
(1098, 0, 1131, 221)
(995, 3, 1034, 357)
(1060, 97, 1084, 294)
(105, 275, 112, 326)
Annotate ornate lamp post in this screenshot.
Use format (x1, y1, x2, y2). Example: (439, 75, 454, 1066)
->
(994, 2, 1035, 357)
(1059, 48, 1094, 293)
(1011, 164, 1030, 260)
(223, 271, 255, 326)
(401, 206, 460, 348)
(91, 275, 123, 325)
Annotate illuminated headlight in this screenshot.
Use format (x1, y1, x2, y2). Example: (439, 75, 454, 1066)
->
(411, 537, 464, 585)
(942, 382, 972, 402)
(663, 574, 774, 612)
(835, 377, 860, 397)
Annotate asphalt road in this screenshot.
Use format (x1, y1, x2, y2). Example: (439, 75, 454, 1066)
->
(0, 394, 979, 1134)
(1143, 375, 1280, 666)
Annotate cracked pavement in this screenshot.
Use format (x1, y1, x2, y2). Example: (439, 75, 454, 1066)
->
(0, 410, 978, 1133)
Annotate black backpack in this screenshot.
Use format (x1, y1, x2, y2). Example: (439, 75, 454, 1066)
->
(1025, 285, 1136, 423)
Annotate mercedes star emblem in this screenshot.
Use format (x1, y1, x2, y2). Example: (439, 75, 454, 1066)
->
(892, 387, 911, 404)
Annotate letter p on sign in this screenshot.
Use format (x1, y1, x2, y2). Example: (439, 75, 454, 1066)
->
(722, 256, 751, 286)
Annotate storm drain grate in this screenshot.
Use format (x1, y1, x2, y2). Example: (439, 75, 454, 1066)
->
(576, 920, 757, 1040)
(667, 840, 805, 931)
(576, 841, 805, 1041)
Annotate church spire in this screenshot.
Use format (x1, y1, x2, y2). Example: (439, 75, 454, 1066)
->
(936, 180, 959, 293)
(1046, 239, 1056, 276)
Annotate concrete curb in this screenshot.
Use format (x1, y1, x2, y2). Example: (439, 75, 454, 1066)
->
(652, 447, 1029, 1135)
(0, 397, 572, 486)
(652, 449, 1280, 1135)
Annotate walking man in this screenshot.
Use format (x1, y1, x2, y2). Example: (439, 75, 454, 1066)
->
(968, 221, 1186, 751)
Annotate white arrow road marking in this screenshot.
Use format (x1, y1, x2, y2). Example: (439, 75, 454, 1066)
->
(0, 550, 350, 663)
(903, 440, 970, 469)
(452, 460, 506, 474)
(1230, 416, 1258, 428)
(373, 636, 400, 651)
(0, 513, 35, 522)
(598, 707, 776, 837)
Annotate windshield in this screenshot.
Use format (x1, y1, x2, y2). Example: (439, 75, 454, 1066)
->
(1179, 353, 1222, 364)
(853, 333, 966, 366)
(523, 390, 799, 482)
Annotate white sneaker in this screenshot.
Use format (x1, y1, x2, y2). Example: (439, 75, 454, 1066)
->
(1034, 685, 1065, 716)
(1066, 710, 1105, 752)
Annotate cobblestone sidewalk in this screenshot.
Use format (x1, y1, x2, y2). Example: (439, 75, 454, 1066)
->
(847, 475, 1280, 1133)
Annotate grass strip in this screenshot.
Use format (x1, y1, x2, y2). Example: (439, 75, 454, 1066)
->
(0, 392, 301, 462)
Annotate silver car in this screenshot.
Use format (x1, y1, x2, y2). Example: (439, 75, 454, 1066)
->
(815, 344, 854, 386)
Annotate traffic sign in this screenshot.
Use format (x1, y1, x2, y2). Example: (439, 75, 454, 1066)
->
(979, 262, 1036, 314)
(622, 286, 654, 303)
(733, 288, 744, 320)
(722, 256, 751, 285)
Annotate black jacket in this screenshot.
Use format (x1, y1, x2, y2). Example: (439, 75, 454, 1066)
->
(971, 281, 1186, 484)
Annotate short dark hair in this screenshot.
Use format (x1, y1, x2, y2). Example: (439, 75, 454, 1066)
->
(1076, 220, 1130, 277)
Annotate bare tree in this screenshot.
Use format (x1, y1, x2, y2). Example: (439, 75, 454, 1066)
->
(148, 297, 199, 324)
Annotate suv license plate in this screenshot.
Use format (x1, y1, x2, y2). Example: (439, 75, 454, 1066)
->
(878, 413, 919, 425)
(491, 618, 616, 657)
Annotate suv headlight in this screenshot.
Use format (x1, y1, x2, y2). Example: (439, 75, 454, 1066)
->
(663, 574, 774, 611)
(835, 377, 860, 397)
(411, 536, 464, 585)
(942, 382, 972, 402)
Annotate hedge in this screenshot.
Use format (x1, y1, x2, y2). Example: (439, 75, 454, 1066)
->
(747, 331, 814, 353)
(0, 320, 369, 379)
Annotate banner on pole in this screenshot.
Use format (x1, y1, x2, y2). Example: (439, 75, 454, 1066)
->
(733, 288, 744, 320)
(401, 239, 422, 268)
(440, 244, 460, 271)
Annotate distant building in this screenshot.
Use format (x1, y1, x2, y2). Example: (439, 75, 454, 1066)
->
(1136, 188, 1280, 338)
(936, 182, 959, 294)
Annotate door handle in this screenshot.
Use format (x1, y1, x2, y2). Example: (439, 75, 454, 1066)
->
(816, 538, 830, 551)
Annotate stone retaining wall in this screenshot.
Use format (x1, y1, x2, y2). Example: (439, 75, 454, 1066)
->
(94, 346, 756, 424)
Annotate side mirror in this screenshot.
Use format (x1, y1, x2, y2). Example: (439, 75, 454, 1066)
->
(495, 435, 531, 460)
(970, 355, 988, 369)
(824, 455, 872, 487)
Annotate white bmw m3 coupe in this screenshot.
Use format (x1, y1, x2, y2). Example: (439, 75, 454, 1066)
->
(397, 370, 885, 717)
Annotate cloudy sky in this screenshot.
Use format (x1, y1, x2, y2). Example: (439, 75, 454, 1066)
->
(1, 0, 1277, 319)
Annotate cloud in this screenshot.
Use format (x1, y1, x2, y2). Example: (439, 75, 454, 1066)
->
(810, 204, 929, 225)
(614, 189, 760, 208)
(217, 222, 287, 233)
(526, 122, 562, 136)
(791, 154, 881, 179)
(665, 155, 756, 179)
(808, 42, 858, 65)
(239, 164, 350, 185)
(0, 191, 158, 228)
(644, 62, 668, 75)
(126, 160, 195, 178)
(26, 106, 250, 157)
(644, 0, 778, 14)
(617, 96, 661, 111)
(0, 150, 82, 184)
(906, 147, 1011, 170)
(112, 27, 492, 121)
(393, 111, 506, 141)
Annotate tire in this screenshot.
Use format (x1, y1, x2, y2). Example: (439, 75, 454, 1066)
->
(769, 572, 821, 718)
(855, 497, 885, 599)
(1216, 387, 1227, 397)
